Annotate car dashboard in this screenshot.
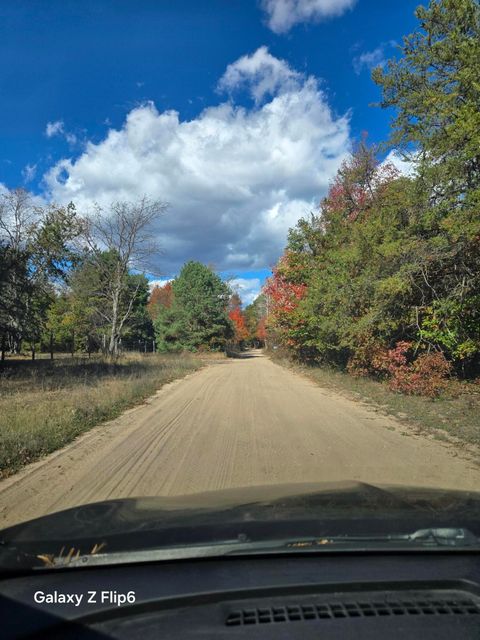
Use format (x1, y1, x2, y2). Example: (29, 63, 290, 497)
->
(1, 550, 480, 639)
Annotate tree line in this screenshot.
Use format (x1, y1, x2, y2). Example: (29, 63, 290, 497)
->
(148, 264, 267, 352)
(262, 0, 480, 396)
(0, 193, 168, 359)
(0, 188, 266, 359)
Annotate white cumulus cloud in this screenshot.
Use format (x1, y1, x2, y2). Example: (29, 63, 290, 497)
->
(382, 150, 417, 178)
(44, 48, 351, 275)
(261, 0, 356, 34)
(229, 278, 262, 306)
(218, 46, 302, 103)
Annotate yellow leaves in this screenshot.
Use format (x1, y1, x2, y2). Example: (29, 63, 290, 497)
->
(37, 542, 107, 568)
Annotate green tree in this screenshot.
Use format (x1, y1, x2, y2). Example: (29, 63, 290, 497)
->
(0, 190, 82, 358)
(44, 293, 77, 356)
(373, 0, 480, 217)
(373, 0, 480, 373)
(154, 261, 233, 351)
(245, 294, 267, 346)
(68, 251, 152, 354)
(121, 274, 155, 350)
(0, 244, 30, 358)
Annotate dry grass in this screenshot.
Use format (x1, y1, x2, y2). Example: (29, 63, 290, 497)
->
(271, 354, 480, 448)
(0, 353, 202, 477)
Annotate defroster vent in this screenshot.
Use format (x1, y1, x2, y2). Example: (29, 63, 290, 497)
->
(225, 595, 480, 626)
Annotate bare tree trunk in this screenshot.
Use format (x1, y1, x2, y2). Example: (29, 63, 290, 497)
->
(81, 197, 167, 360)
(109, 288, 120, 358)
(50, 331, 54, 360)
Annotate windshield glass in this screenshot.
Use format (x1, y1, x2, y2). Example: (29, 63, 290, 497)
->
(0, 0, 480, 569)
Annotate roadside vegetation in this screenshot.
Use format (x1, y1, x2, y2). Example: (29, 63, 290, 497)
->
(0, 352, 201, 478)
(262, 1, 480, 413)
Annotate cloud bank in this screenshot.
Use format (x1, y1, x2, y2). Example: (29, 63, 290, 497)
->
(44, 48, 351, 274)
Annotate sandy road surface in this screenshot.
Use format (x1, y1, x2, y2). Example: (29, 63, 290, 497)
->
(1, 351, 479, 527)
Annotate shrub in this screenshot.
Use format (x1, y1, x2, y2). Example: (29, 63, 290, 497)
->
(388, 348, 452, 398)
(346, 338, 390, 378)
(348, 339, 452, 397)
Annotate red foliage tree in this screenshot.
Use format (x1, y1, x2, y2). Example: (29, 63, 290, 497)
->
(147, 282, 173, 321)
(264, 262, 307, 315)
(321, 140, 399, 224)
(229, 307, 249, 344)
(263, 252, 308, 349)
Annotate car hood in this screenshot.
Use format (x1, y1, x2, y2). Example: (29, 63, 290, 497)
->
(2, 481, 480, 568)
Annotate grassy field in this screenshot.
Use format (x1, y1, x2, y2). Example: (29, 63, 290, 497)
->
(0, 353, 202, 478)
(271, 354, 480, 449)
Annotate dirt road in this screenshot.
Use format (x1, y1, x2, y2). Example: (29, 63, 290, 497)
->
(1, 351, 479, 527)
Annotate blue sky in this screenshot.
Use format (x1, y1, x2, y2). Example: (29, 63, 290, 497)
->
(0, 0, 420, 303)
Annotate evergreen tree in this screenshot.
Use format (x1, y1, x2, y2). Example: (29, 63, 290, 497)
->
(155, 261, 233, 351)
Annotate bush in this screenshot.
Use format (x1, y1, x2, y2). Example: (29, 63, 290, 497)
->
(347, 339, 452, 398)
(346, 338, 390, 378)
(388, 348, 452, 398)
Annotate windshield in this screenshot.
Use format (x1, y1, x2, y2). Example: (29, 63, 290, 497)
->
(0, 0, 480, 570)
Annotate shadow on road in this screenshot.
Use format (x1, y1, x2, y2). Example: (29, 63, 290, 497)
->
(226, 349, 264, 360)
